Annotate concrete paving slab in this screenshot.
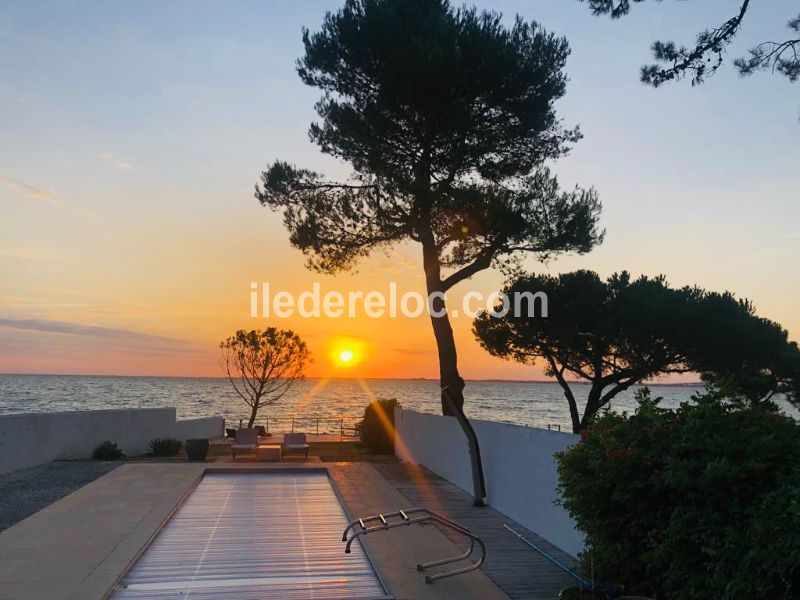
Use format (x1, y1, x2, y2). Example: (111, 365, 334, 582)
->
(0, 463, 205, 599)
(329, 462, 508, 600)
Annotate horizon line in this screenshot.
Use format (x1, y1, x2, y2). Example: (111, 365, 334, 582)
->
(0, 372, 704, 386)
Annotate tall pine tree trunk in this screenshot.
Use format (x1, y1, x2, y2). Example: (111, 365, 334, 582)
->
(429, 296, 465, 414)
(422, 238, 486, 505)
(422, 239, 464, 414)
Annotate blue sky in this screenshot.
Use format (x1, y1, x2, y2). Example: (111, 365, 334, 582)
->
(1, 0, 798, 377)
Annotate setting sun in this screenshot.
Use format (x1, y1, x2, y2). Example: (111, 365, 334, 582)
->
(326, 337, 368, 370)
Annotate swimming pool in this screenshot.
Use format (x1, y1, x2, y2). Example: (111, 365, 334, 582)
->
(111, 471, 387, 599)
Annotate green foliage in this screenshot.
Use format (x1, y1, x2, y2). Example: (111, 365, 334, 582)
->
(359, 399, 398, 454)
(219, 328, 310, 428)
(255, 0, 603, 422)
(148, 438, 183, 457)
(556, 389, 800, 599)
(92, 440, 125, 461)
(473, 270, 800, 431)
(255, 0, 602, 291)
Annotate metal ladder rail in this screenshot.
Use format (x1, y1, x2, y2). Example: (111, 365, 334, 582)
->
(344, 511, 473, 553)
(345, 510, 486, 582)
(342, 508, 428, 541)
(343, 508, 475, 541)
(342, 508, 487, 583)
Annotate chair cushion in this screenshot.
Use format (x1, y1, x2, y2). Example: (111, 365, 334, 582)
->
(234, 429, 259, 445)
(283, 433, 307, 445)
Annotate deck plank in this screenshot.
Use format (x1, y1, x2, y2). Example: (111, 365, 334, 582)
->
(374, 462, 580, 600)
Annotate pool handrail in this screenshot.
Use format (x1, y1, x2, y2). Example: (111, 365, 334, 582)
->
(342, 507, 486, 583)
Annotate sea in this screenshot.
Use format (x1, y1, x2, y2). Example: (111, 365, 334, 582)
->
(0, 374, 731, 433)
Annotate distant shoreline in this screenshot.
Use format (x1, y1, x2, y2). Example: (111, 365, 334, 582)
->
(0, 372, 704, 386)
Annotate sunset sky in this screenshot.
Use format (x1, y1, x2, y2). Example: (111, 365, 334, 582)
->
(1, 0, 798, 380)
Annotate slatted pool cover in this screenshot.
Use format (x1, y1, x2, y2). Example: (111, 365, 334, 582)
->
(113, 471, 387, 599)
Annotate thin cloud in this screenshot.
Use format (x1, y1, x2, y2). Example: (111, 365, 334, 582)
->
(0, 175, 101, 223)
(390, 345, 432, 355)
(100, 152, 134, 171)
(370, 253, 416, 275)
(0, 317, 184, 347)
(0, 176, 54, 201)
(0, 241, 75, 263)
(0, 282, 123, 299)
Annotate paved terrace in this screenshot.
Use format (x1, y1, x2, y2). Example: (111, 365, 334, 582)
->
(0, 460, 576, 599)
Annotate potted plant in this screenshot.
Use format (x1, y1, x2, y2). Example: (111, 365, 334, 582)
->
(185, 438, 209, 461)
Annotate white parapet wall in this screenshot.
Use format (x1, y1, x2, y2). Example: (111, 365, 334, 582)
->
(173, 416, 226, 441)
(394, 407, 584, 557)
(0, 408, 224, 475)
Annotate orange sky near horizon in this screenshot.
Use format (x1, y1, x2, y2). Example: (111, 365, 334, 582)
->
(2, 1, 799, 382)
(2, 105, 798, 381)
(0, 232, 572, 380)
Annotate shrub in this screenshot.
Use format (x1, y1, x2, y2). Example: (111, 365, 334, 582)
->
(92, 440, 125, 461)
(148, 438, 183, 457)
(359, 399, 398, 454)
(556, 389, 800, 599)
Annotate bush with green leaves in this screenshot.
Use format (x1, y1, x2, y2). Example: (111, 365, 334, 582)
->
(556, 389, 800, 599)
(91, 440, 125, 461)
(359, 399, 398, 454)
(148, 438, 183, 457)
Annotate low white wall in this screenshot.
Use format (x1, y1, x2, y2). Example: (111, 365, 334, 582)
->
(173, 416, 225, 441)
(395, 407, 583, 557)
(0, 408, 224, 475)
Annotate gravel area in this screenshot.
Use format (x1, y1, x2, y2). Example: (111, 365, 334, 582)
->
(0, 461, 119, 533)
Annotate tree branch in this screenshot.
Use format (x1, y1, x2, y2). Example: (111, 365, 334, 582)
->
(441, 245, 498, 291)
(641, 0, 751, 86)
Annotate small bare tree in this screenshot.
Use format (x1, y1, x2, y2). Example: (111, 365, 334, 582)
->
(219, 328, 310, 428)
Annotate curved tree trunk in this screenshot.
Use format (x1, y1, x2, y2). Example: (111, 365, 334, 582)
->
(579, 384, 603, 432)
(430, 304, 465, 415)
(422, 241, 464, 414)
(422, 238, 486, 505)
(547, 356, 582, 434)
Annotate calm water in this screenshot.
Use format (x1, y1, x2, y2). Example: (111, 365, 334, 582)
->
(0, 374, 712, 432)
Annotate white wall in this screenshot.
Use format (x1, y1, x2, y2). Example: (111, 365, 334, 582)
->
(0, 408, 224, 475)
(395, 407, 583, 557)
(173, 416, 225, 441)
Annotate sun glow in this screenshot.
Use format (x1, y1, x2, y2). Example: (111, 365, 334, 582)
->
(328, 337, 367, 368)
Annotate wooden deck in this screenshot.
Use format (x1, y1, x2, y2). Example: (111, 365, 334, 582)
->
(374, 462, 580, 599)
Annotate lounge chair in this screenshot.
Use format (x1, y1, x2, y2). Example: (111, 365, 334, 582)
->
(255, 425, 267, 438)
(231, 428, 258, 459)
(282, 432, 310, 458)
